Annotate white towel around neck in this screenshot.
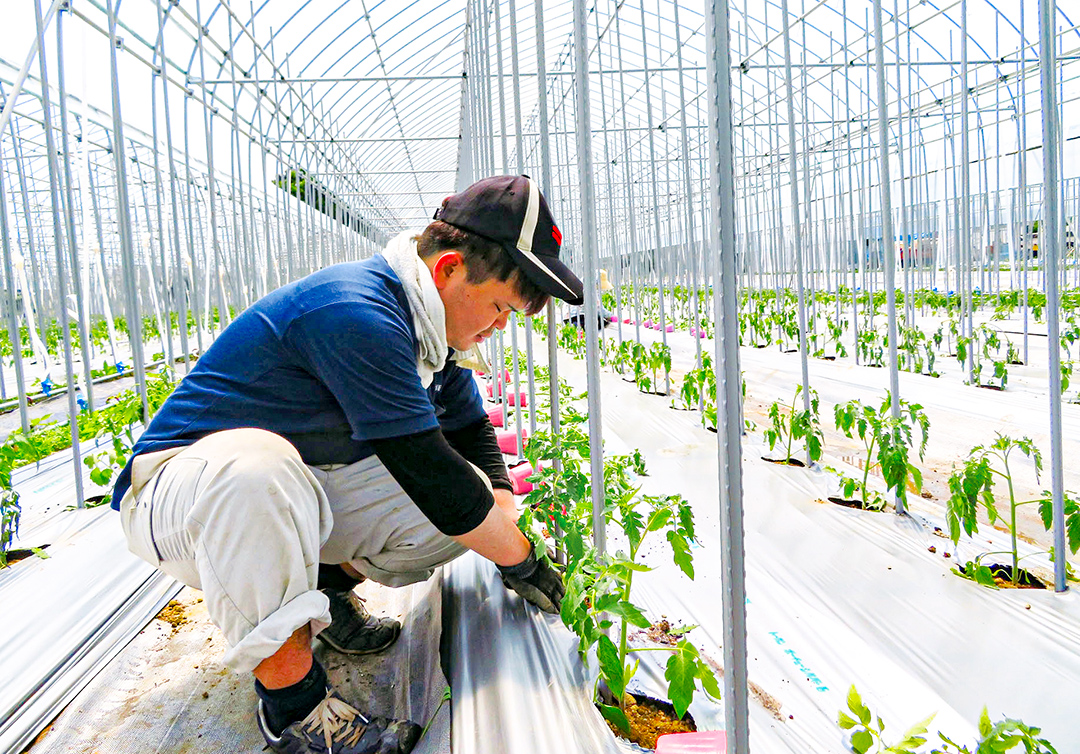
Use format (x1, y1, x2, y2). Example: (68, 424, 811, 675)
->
(380, 231, 489, 386)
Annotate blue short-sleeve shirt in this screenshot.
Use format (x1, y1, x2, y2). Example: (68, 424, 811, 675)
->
(111, 255, 485, 508)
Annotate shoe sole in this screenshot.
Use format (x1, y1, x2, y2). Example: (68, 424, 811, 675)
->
(318, 623, 402, 655)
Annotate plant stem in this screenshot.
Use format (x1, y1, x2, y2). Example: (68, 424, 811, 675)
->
(1004, 454, 1019, 583)
(617, 567, 634, 710)
(784, 395, 795, 462)
(862, 435, 876, 505)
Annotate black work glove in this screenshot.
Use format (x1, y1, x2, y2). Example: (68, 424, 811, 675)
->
(496, 543, 565, 614)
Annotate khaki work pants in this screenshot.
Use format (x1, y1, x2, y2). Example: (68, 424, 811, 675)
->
(118, 428, 472, 672)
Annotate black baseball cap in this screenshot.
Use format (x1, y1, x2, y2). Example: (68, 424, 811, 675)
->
(433, 175, 584, 305)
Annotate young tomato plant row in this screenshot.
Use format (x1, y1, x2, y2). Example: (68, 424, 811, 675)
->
(520, 403, 721, 739)
(538, 311, 1078, 591)
(612, 283, 1080, 394)
(0, 368, 178, 567)
(838, 684, 1059, 753)
(944, 434, 1080, 588)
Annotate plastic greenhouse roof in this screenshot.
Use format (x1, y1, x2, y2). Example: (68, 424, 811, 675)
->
(2, 0, 1077, 244)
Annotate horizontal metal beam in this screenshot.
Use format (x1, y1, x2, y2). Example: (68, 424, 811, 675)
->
(190, 56, 1079, 87)
(276, 136, 460, 143)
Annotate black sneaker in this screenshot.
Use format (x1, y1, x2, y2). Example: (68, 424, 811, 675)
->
(319, 589, 401, 655)
(257, 691, 421, 754)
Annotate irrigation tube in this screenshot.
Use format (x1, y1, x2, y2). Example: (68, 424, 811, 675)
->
(707, 1, 750, 750)
(1038, 0, 1066, 594)
(873, 0, 904, 515)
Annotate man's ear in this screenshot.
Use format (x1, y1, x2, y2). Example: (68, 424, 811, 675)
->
(431, 250, 465, 291)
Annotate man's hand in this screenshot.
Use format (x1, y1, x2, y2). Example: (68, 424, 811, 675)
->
(496, 542, 565, 614)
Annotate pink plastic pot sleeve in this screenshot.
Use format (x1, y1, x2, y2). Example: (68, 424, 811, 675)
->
(496, 429, 527, 455)
(508, 462, 534, 495)
(656, 731, 728, 753)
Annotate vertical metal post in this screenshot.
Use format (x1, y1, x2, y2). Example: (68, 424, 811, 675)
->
(34, 0, 84, 506)
(639, 0, 668, 376)
(673, 1, 702, 373)
(1019, 7, 1030, 364)
(614, 11, 643, 348)
(843, 0, 859, 365)
(0, 141, 30, 434)
(158, 0, 191, 371)
(959, 10, 974, 382)
(1037, 0, 1066, 592)
(508, 0, 536, 436)
(106, 0, 150, 420)
(872, 0, 904, 512)
(780, 0, 813, 454)
(56, 6, 95, 410)
(535, 0, 563, 521)
(573, 0, 605, 556)
(707, 1, 750, 750)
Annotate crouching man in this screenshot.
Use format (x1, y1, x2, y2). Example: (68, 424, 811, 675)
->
(113, 175, 582, 753)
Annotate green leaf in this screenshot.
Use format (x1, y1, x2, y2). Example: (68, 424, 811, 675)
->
(695, 657, 722, 702)
(645, 507, 673, 532)
(973, 563, 999, 589)
(838, 711, 859, 730)
(664, 640, 698, 720)
(667, 531, 695, 579)
(597, 635, 626, 701)
(850, 729, 874, 754)
(895, 713, 936, 750)
(606, 601, 651, 629)
(1067, 510, 1080, 555)
(978, 707, 992, 738)
(847, 685, 872, 726)
(599, 703, 630, 734)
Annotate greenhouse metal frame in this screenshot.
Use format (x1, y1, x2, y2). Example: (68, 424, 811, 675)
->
(1, 0, 1078, 751)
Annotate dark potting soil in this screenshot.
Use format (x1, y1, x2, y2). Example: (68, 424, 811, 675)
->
(977, 384, 1006, 391)
(960, 562, 1047, 589)
(827, 496, 885, 512)
(599, 692, 696, 750)
(820, 356, 837, 361)
(3, 544, 49, 566)
(761, 456, 807, 467)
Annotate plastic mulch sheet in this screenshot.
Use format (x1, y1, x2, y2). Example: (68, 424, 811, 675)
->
(26, 575, 452, 754)
(0, 498, 180, 754)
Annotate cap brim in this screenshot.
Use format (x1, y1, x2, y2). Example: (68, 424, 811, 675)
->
(507, 247, 584, 306)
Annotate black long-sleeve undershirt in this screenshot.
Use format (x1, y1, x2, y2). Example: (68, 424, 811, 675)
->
(368, 417, 510, 536)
